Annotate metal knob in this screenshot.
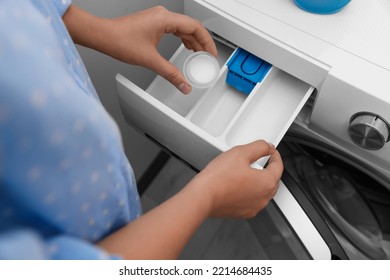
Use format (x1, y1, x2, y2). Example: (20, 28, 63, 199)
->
(348, 113, 390, 150)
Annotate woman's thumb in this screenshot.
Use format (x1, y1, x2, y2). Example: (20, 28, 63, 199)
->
(239, 140, 275, 163)
(150, 53, 192, 94)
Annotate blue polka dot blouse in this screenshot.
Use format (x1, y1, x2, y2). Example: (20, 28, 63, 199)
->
(0, 0, 142, 259)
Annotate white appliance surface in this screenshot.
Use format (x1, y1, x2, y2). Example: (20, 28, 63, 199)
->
(234, 0, 390, 70)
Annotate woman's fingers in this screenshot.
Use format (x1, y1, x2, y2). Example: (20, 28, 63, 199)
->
(165, 13, 217, 56)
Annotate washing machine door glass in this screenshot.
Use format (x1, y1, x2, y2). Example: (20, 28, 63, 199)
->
(307, 165, 386, 259)
(284, 149, 387, 259)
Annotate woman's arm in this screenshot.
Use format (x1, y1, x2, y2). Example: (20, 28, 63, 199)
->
(98, 176, 212, 259)
(62, 5, 217, 94)
(98, 141, 283, 259)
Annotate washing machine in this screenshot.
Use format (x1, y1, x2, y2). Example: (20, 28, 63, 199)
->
(116, 0, 390, 259)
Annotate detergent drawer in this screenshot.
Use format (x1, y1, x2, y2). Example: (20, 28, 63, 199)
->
(116, 41, 333, 259)
(116, 42, 314, 169)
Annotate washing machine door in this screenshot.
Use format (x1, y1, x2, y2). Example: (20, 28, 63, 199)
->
(303, 161, 386, 259)
(280, 137, 390, 259)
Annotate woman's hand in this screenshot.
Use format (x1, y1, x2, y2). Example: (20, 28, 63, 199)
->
(193, 140, 283, 219)
(99, 140, 283, 259)
(64, 5, 217, 94)
(107, 6, 217, 94)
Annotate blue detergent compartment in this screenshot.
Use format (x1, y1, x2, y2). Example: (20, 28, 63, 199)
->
(226, 48, 272, 95)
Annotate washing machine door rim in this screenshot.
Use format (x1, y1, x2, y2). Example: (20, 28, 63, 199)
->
(279, 170, 348, 259)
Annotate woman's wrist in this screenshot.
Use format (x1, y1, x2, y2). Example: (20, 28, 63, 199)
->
(63, 4, 113, 53)
(183, 172, 216, 219)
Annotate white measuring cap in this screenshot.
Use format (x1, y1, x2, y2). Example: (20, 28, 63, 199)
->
(183, 51, 220, 89)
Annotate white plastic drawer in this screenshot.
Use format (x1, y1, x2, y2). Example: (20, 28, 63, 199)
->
(116, 42, 331, 259)
(116, 42, 314, 169)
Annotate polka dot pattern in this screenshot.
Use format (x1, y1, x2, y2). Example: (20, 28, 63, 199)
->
(0, 0, 142, 259)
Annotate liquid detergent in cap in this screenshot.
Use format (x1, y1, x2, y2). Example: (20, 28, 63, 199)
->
(183, 52, 219, 89)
